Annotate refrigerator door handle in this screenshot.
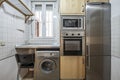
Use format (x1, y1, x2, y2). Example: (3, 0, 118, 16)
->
(86, 45, 90, 70)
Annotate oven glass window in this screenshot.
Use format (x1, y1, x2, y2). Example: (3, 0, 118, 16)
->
(65, 41, 80, 51)
(64, 39, 82, 56)
(63, 19, 78, 27)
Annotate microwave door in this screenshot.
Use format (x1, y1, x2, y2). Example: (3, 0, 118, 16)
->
(63, 19, 78, 27)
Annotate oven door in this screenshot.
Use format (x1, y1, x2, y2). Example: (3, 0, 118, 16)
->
(63, 37, 82, 56)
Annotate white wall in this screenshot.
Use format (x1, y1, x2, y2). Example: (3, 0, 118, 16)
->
(0, 0, 30, 79)
(0, 57, 18, 80)
(110, 0, 120, 80)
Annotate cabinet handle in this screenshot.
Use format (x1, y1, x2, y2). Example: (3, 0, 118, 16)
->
(82, 5, 85, 12)
(87, 0, 89, 2)
(82, 57, 85, 64)
(86, 45, 88, 56)
(86, 45, 90, 69)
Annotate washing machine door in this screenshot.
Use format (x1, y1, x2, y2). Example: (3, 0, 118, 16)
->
(40, 59, 56, 74)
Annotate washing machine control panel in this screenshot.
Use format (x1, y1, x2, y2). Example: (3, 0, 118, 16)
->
(50, 53, 56, 56)
(36, 51, 59, 57)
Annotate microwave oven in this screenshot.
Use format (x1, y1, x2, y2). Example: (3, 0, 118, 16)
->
(61, 15, 84, 30)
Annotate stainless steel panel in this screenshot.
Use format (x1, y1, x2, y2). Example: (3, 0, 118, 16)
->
(86, 2, 111, 56)
(86, 56, 111, 80)
(86, 2, 111, 80)
(62, 30, 85, 37)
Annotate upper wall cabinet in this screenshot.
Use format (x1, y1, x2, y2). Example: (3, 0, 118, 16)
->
(60, 0, 85, 15)
(86, 0, 109, 2)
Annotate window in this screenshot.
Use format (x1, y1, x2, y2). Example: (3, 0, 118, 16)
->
(31, 1, 59, 45)
(35, 5, 42, 37)
(34, 3, 54, 38)
(46, 5, 53, 37)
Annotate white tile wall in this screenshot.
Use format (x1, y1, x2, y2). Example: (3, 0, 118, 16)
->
(111, 56, 120, 80)
(0, 1, 30, 80)
(0, 56, 18, 80)
(111, 15, 120, 57)
(110, 0, 120, 80)
(0, 4, 25, 59)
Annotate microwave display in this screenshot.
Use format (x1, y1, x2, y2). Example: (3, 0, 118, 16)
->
(63, 19, 78, 27)
(63, 19, 82, 28)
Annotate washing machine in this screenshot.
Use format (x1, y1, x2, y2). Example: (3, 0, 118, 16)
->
(35, 50, 59, 80)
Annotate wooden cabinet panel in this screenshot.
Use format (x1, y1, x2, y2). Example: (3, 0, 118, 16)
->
(78, 56, 85, 79)
(60, 0, 109, 15)
(88, 0, 109, 2)
(60, 56, 85, 79)
(60, 56, 78, 79)
(60, 0, 85, 15)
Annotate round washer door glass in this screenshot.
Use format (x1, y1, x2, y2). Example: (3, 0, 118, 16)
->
(40, 59, 56, 73)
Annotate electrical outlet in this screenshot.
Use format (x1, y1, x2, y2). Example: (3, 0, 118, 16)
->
(0, 40, 5, 46)
(1, 42, 5, 46)
(0, 40, 2, 45)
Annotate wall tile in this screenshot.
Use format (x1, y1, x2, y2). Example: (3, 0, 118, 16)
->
(111, 56, 120, 80)
(0, 0, 30, 80)
(0, 56, 18, 80)
(111, 3, 120, 57)
(110, 0, 120, 80)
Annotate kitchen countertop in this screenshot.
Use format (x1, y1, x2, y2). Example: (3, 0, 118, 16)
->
(15, 45, 60, 49)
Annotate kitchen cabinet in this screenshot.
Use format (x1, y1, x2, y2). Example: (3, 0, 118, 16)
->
(15, 48, 35, 80)
(60, 0, 85, 15)
(86, 0, 109, 2)
(60, 56, 85, 79)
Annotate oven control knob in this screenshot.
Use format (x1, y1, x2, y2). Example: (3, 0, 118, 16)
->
(72, 34, 74, 36)
(78, 33, 80, 35)
(66, 33, 68, 36)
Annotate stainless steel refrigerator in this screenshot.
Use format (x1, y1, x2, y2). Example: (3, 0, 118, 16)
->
(85, 2, 111, 80)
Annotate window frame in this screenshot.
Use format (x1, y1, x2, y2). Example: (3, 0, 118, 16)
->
(32, 2, 55, 38)
(29, 1, 60, 45)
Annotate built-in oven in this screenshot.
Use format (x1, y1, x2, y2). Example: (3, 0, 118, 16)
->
(61, 15, 84, 30)
(63, 37, 82, 56)
(61, 31, 85, 56)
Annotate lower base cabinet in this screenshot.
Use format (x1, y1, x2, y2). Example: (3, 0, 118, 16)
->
(60, 56, 85, 80)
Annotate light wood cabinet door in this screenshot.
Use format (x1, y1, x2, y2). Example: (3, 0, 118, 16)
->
(78, 56, 85, 79)
(87, 0, 109, 2)
(60, 56, 85, 79)
(60, 0, 85, 15)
